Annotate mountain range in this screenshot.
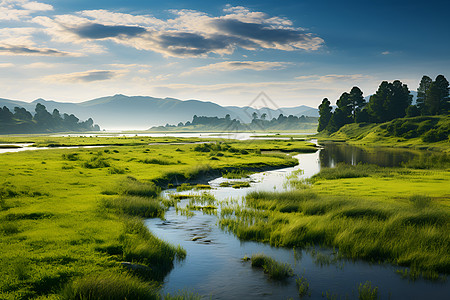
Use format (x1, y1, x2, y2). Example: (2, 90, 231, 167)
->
(0, 95, 319, 130)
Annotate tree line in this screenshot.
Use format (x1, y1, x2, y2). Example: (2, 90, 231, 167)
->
(318, 74, 449, 132)
(153, 113, 318, 131)
(0, 103, 100, 134)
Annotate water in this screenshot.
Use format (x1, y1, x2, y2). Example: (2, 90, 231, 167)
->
(146, 142, 448, 299)
(319, 142, 418, 168)
(0, 143, 108, 154)
(52, 132, 312, 140)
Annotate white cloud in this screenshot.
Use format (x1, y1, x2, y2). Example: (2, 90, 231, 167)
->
(183, 61, 289, 75)
(0, 0, 53, 20)
(0, 62, 14, 67)
(29, 6, 324, 57)
(21, 1, 53, 11)
(43, 69, 128, 83)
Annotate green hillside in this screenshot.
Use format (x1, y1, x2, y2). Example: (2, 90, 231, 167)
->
(319, 115, 450, 152)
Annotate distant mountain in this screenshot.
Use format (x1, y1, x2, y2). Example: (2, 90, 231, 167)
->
(0, 94, 319, 130)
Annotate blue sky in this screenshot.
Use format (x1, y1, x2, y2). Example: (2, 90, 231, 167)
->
(0, 0, 449, 108)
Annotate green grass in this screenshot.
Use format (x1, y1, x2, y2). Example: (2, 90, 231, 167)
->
(0, 136, 304, 299)
(220, 164, 450, 278)
(319, 115, 450, 153)
(222, 169, 252, 179)
(61, 271, 160, 300)
(250, 253, 294, 280)
(358, 281, 379, 300)
(296, 275, 310, 298)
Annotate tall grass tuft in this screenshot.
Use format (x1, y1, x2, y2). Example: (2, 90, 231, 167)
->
(358, 281, 379, 300)
(250, 253, 293, 280)
(61, 272, 159, 300)
(121, 217, 186, 281)
(116, 176, 161, 198)
(311, 163, 378, 181)
(101, 196, 164, 218)
(296, 275, 310, 298)
(409, 194, 432, 209)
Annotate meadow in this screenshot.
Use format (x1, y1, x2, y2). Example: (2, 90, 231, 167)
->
(0, 136, 313, 299)
(219, 162, 450, 279)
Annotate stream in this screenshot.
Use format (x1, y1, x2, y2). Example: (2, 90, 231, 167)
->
(146, 141, 449, 299)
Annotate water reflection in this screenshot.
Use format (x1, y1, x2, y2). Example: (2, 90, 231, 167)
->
(319, 142, 418, 167)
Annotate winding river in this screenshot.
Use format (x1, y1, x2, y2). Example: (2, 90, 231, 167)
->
(146, 142, 448, 299)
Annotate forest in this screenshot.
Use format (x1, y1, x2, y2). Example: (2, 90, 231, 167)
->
(317, 74, 450, 142)
(0, 103, 100, 134)
(152, 113, 318, 131)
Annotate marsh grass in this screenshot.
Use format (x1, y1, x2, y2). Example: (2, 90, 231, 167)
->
(358, 281, 379, 300)
(140, 158, 174, 165)
(409, 194, 432, 209)
(109, 176, 161, 198)
(220, 187, 450, 277)
(250, 253, 293, 280)
(101, 196, 164, 218)
(310, 163, 379, 181)
(61, 271, 160, 300)
(121, 217, 186, 281)
(296, 275, 310, 298)
(222, 169, 252, 179)
(1, 221, 20, 235)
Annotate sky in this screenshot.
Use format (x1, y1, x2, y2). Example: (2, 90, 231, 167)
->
(0, 0, 449, 108)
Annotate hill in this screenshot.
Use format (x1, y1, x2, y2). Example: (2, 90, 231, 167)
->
(0, 95, 319, 130)
(320, 115, 450, 152)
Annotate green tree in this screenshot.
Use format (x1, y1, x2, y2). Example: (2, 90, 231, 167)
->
(317, 98, 332, 132)
(34, 103, 53, 129)
(14, 107, 32, 121)
(416, 75, 432, 114)
(425, 75, 449, 115)
(333, 92, 353, 129)
(367, 80, 412, 122)
(348, 86, 366, 121)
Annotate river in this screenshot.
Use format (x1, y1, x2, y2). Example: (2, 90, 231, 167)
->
(145, 141, 448, 299)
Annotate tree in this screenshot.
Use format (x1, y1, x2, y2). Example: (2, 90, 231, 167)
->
(252, 112, 258, 120)
(348, 86, 366, 121)
(261, 113, 267, 120)
(425, 75, 449, 115)
(366, 80, 412, 122)
(14, 107, 32, 121)
(0, 106, 13, 123)
(386, 80, 412, 120)
(416, 75, 432, 114)
(34, 103, 53, 129)
(317, 98, 332, 132)
(332, 92, 353, 129)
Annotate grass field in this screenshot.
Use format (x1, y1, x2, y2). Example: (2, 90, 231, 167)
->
(219, 163, 450, 279)
(316, 115, 450, 153)
(0, 136, 313, 299)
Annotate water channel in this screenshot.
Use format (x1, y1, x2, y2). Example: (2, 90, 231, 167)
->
(146, 141, 448, 299)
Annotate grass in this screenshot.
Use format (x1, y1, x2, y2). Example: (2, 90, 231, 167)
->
(358, 281, 379, 300)
(249, 253, 294, 280)
(319, 115, 450, 153)
(61, 271, 160, 300)
(296, 275, 310, 298)
(0, 136, 304, 299)
(220, 164, 450, 278)
(219, 181, 251, 188)
(222, 169, 252, 179)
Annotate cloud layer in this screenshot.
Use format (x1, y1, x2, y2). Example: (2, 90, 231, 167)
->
(0, 1, 324, 57)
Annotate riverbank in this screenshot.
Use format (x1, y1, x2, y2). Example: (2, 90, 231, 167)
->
(0, 137, 312, 299)
(219, 161, 450, 280)
(316, 115, 450, 153)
